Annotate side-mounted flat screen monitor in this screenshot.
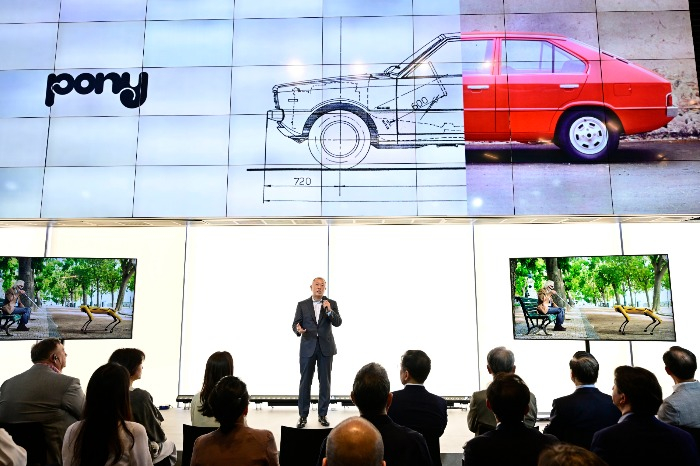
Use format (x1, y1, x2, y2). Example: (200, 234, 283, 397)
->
(0, 256, 136, 341)
(510, 254, 675, 341)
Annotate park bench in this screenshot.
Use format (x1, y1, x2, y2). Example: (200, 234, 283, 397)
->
(515, 296, 556, 336)
(79, 305, 122, 333)
(613, 305, 662, 335)
(0, 313, 21, 336)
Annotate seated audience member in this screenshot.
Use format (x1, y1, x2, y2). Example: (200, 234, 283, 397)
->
(323, 416, 385, 466)
(108, 348, 177, 466)
(591, 366, 700, 466)
(658, 346, 700, 428)
(191, 351, 234, 427)
(62, 363, 151, 466)
(468, 346, 537, 435)
(317, 363, 432, 466)
(543, 351, 620, 448)
(0, 338, 85, 465)
(462, 373, 558, 466)
(538, 444, 608, 466)
(190, 376, 279, 466)
(388, 350, 447, 466)
(0, 428, 27, 466)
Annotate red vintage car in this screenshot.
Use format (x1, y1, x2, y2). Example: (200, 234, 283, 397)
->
(268, 32, 677, 168)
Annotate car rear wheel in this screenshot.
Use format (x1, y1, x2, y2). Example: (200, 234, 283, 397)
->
(308, 110, 371, 169)
(556, 110, 620, 161)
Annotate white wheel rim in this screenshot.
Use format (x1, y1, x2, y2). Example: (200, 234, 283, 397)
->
(568, 116, 609, 156)
(319, 120, 361, 161)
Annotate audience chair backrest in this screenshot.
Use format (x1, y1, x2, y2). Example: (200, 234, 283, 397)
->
(678, 425, 700, 451)
(279, 425, 332, 466)
(0, 422, 48, 466)
(182, 424, 217, 466)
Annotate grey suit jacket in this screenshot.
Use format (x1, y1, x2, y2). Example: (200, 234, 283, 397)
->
(468, 388, 537, 433)
(0, 364, 85, 465)
(658, 380, 700, 428)
(292, 297, 342, 357)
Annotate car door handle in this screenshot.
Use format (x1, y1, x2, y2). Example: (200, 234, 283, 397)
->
(467, 85, 490, 90)
(560, 84, 579, 89)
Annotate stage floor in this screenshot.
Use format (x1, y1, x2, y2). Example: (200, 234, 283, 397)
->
(162, 402, 473, 453)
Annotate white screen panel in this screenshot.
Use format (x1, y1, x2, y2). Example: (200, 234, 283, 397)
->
(132, 166, 228, 217)
(327, 224, 477, 396)
(59, 0, 147, 22)
(137, 116, 230, 166)
(41, 166, 136, 218)
(47, 116, 139, 166)
(178, 225, 330, 396)
(0, 0, 60, 23)
(0, 24, 59, 71)
(146, 0, 235, 20)
(0, 168, 45, 218)
(55, 22, 146, 70)
(143, 20, 234, 68)
(0, 118, 49, 167)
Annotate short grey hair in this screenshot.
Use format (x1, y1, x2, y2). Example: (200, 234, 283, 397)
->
(487, 346, 515, 374)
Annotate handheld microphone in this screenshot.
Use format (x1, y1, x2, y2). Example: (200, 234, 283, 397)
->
(322, 296, 331, 314)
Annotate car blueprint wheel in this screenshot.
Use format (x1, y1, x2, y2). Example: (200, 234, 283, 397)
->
(557, 110, 620, 161)
(308, 110, 371, 169)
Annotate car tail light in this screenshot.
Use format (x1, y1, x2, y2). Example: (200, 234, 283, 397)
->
(666, 93, 673, 107)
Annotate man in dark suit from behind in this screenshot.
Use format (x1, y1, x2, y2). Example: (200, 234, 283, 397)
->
(0, 338, 85, 465)
(317, 362, 433, 466)
(591, 365, 700, 466)
(388, 350, 447, 466)
(462, 373, 558, 466)
(543, 351, 620, 448)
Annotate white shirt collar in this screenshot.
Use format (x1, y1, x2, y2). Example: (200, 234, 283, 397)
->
(672, 380, 698, 390)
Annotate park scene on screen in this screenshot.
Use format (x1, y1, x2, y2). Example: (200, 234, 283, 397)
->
(510, 254, 675, 341)
(0, 256, 136, 340)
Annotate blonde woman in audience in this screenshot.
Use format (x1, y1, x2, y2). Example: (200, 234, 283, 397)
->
(191, 351, 233, 427)
(538, 444, 608, 466)
(191, 376, 279, 466)
(62, 363, 150, 466)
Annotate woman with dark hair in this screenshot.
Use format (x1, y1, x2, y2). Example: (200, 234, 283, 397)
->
(191, 351, 233, 427)
(591, 366, 700, 466)
(62, 363, 150, 466)
(191, 376, 279, 466)
(108, 348, 177, 466)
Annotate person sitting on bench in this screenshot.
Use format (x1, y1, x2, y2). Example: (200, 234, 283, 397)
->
(2, 280, 31, 331)
(537, 280, 566, 331)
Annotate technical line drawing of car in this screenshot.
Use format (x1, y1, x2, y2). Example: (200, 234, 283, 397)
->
(267, 32, 677, 169)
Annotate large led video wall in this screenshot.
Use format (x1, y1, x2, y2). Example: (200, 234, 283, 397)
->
(0, 0, 697, 218)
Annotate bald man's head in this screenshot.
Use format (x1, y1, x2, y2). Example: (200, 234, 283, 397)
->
(323, 417, 384, 466)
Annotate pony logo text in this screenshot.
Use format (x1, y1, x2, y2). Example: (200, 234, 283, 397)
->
(45, 71, 148, 108)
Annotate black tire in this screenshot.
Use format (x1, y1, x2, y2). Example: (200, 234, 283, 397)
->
(556, 110, 620, 161)
(307, 110, 371, 169)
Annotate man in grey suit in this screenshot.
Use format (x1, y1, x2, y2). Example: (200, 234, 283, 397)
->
(658, 345, 700, 428)
(293, 277, 342, 428)
(468, 347, 537, 435)
(0, 338, 85, 465)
